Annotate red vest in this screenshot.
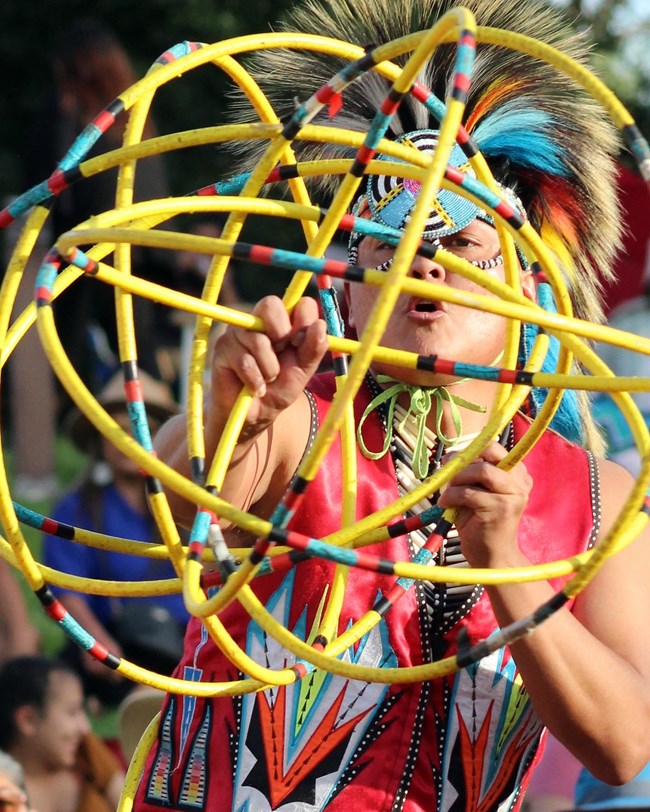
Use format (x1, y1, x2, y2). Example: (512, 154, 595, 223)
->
(135, 374, 596, 811)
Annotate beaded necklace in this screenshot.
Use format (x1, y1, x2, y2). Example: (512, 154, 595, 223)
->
(387, 399, 480, 632)
(361, 374, 512, 650)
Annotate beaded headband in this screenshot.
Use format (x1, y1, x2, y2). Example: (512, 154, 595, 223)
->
(349, 128, 528, 269)
(365, 129, 481, 238)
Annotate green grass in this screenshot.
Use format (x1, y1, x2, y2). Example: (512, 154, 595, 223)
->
(3, 433, 89, 655)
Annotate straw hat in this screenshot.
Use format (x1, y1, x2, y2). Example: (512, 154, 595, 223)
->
(118, 686, 166, 763)
(66, 370, 179, 453)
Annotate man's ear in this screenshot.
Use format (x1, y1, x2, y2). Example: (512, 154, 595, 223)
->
(13, 704, 40, 738)
(520, 269, 536, 303)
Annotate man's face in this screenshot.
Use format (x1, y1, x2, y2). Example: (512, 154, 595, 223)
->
(347, 218, 528, 385)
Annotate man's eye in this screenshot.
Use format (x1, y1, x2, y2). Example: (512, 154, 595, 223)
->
(446, 236, 474, 248)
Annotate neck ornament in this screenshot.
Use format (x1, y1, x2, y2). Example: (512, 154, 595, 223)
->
(357, 374, 486, 479)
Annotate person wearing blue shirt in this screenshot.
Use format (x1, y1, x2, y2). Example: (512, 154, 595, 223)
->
(43, 371, 188, 707)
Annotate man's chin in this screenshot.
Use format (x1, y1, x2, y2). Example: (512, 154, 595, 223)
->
(369, 362, 459, 389)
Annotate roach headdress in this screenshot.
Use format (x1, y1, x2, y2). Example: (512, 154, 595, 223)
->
(233, 0, 623, 450)
(236, 0, 621, 321)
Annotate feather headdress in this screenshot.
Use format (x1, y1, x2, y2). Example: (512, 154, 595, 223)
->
(231, 0, 623, 451)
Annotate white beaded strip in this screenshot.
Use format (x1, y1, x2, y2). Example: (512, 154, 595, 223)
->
(372, 251, 504, 273)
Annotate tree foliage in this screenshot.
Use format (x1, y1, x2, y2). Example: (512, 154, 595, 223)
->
(554, 0, 650, 154)
(2, 0, 648, 205)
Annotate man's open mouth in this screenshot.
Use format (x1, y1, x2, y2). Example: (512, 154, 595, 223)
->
(414, 301, 438, 312)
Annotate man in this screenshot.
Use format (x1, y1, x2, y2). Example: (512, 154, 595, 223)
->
(133, 0, 650, 809)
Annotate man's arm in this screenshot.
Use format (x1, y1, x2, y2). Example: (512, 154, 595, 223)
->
(155, 295, 328, 529)
(438, 445, 650, 783)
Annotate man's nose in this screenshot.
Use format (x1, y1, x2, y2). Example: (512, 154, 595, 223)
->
(409, 255, 446, 282)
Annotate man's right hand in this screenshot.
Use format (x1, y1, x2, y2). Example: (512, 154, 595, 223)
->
(154, 295, 328, 528)
(206, 295, 328, 441)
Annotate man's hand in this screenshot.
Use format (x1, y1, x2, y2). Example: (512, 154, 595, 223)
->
(437, 442, 532, 568)
(207, 295, 328, 439)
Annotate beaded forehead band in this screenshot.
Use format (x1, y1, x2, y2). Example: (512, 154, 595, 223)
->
(349, 128, 527, 267)
(366, 129, 482, 238)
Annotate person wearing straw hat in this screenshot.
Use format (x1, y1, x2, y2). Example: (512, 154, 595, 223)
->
(117, 686, 166, 766)
(42, 371, 188, 709)
(134, 0, 650, 809)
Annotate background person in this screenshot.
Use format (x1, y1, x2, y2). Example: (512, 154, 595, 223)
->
(21, 17, 176, 405)
(10, 17, 176, 503)
(0, 656, 124, 812)
(42, 371, 188, 709)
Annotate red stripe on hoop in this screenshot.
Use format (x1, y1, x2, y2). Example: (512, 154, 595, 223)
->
(249, 245, 276, 265)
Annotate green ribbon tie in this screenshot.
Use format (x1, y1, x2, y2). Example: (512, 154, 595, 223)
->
(357, 374, 487, 479)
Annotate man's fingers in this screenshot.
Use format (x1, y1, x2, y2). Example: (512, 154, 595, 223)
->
(212, 294, 327, 412)
(253, 295, 293, 348)
(290, 295, 321, 333)
(295, 318, 328, 369)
